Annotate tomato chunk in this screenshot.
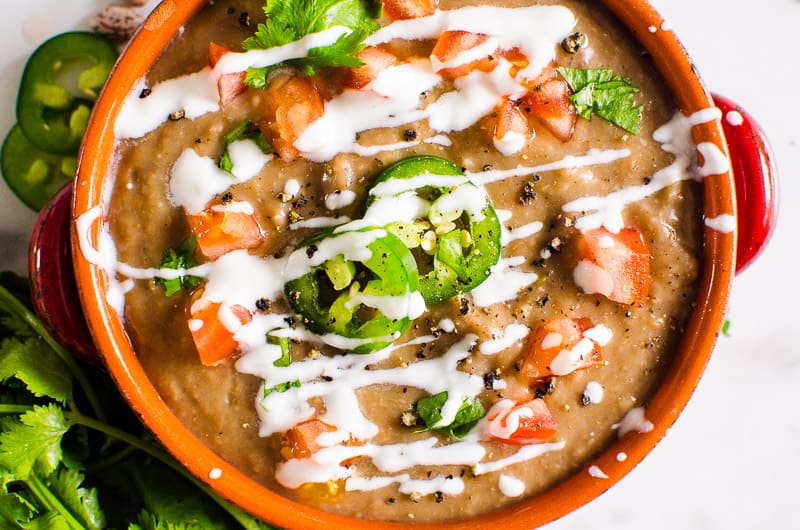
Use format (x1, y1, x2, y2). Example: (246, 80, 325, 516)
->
(343, 47, 397, 89)
(575, 227, 650, 306)
(485, 399, 558, 445)
(259, 72, 324, 161)
(189, 301, 252, 366)
(208, 42, 247, 106)
(518, 317, 603, 380)
(490, 97, 531, 155)
(431, 31, 500, 78)
(520, 67, 576, 142)
(187, 207, 263, 261)
(283, 420, 337, 459)
(382, 0, 438, 20)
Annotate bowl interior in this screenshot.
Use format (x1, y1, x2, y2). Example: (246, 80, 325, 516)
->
(72, 1, 736, 527)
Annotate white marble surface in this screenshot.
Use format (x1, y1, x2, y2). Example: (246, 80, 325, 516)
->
(0, 1, 796, 528)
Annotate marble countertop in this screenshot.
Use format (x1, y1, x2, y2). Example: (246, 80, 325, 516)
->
(0, 1, 796, 528)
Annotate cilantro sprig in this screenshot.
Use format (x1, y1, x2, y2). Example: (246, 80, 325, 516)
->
(414, 391, 485, 439)
(242, 0, 382, 88)
(219, 120, 274, 173)
(154, 237, 202, 297)
(557, 67, 643, 134)
(0, 279, 273, 529)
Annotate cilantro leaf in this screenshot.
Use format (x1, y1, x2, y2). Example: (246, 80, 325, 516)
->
(242, 0, 380, 87)
(219, 120, 274, 173)
(19, 511, 71, 530)
(154, 237, 202, 297)
(129, 509, 203, 529)
(0, 337, 72, 405)
(267, 334, 291, 367)
(0, 491, 36, 526)
(48, 468, 106, 530)
(414, 391, 485, 439)
(263, 379, 300, 398)
(0, 404, 70, 477)
(557, 67, 642, 133)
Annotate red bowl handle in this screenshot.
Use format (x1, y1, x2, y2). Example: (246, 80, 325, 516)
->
(712, 94, 778, 274)
(28, 183, 100, 365)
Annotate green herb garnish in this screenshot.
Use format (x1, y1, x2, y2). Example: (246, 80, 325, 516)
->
(242, 0, 381, 87)
(219, 120, 274, 173)
(0, 282, 273, 529)
(263, 379, 301, 398)
(154, 237, 202, 297)
(267, 334, 291, 367)
(722, 319, 731, 337)
(557, 67, 643, 133)
(414, 391, 485, 439)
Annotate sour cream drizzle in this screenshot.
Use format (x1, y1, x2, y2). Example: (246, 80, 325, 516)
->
(563, 108, 727, 233)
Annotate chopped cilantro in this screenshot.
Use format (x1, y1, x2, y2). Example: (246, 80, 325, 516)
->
(219, 120, 274, 173)
(722, 319, 731, 337)
(154, 237, 202, 297)
(557, 67, 643, 133)
(414, 391, 485, 439)
(267, 334, 291, 367)
(263, 379, 301, 398)
(242, 0, 381, 87)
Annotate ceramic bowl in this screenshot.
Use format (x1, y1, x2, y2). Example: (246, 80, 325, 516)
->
(32, 0, 776, 527)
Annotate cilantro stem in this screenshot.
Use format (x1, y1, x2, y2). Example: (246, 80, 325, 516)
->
(26, 473, 85, 530)
(0, 285, 106, 422)
(66, 411, 272, 530)
(0, 404, 34, 414)
(84, 444, 137, 473)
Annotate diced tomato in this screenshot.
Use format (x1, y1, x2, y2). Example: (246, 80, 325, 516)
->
(430, 31, 499, 78)
(520, 67, 576, 142)
(208, 42, 247, 105)
(576, 227, 650, 306)
(485, 399, 558, 445)
(283, 420, 337, 459)
(518, 317, 603, 380)
(189, 301, 252, 366)
(187, 207, 263, 261)
(382, 0, 438, 20)
(490, 97, 531, 155)
(343, 47, 398, 89)
(500, 47, 529, 78)
(208, 42, 229, 67)
(259, 72, 324, 161)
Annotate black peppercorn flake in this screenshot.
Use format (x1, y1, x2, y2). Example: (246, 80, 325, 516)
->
(139, 87, 152, 99)
(536, 294, 550, 307)
(255, 298, 270, 312)
(239, 11, 251, 26)
(520, 181, 536, 204)
(306, 244, 319, 258)
(483, 371, 499, 390)
(221, 191, 233, 203)
(581, 393, 592, 406)
(403, 129, 417, 141)
(458, 296, 470, 316)
(562, 32, 588, 54)
(284, 316, 296, 326)
(434, 491, 444, 503)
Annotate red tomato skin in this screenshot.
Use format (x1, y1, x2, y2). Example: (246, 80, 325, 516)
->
(518, 317, 602, 380)
(259, 72, 324, 161)
(343, 47, 398, 89)
(431, 31, 499, 79)
(486, 399, 558, 445)
(520, 66, 577, 142)
(578, 227, 651, 306)
(283, 420, 337, 459)
(187, 209, 263, 261)
(382, 0, 439, 20)
(189, 301, 252, 366)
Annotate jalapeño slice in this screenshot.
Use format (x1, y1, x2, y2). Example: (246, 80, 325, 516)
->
(284, 226, 421, 354)
(367, 156, 501, 303)
(17, 32, 118, 153)
(1, 124, 74, 211)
